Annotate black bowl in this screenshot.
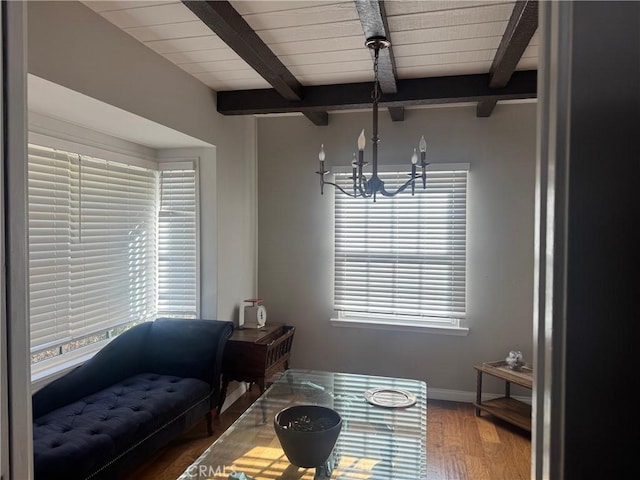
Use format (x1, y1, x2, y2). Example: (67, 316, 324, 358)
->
(274, 404, 342, 468)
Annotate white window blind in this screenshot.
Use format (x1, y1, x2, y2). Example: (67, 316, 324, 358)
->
(28, 145, 72, 348)
(28, 144, 157, 352)
(157, 165, 197, 318)
(334, 168, 468, 323)
(69, 156, 157, 338)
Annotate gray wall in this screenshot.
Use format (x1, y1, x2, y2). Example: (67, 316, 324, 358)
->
(27, 1, 257, 323)
(258, 103, 536, 397)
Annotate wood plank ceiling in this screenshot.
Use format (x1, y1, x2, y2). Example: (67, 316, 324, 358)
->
(82, 0, 538, 125)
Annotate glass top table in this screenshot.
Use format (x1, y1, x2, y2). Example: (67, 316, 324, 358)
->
(178, 369, 427, 480)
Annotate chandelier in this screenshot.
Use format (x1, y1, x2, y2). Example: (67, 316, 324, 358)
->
(316, 36, 429, 202)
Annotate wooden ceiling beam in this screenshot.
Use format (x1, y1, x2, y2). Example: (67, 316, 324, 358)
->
(388, 106, 405, 122)
(477, 0, 539, 117)
(181, 1, 298, 100)
(181, 0, 328, 126)
(489, 0, 539, 87)
(302, 111, 329, 127)
(217, 71, 537, 115)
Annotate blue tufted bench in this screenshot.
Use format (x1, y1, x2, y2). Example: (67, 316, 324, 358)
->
(32, 318, 233, 480)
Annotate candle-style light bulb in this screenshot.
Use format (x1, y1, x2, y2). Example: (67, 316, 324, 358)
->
(419, 135, 427, 153)
(357, 129, 366, 151)
(411, 148, 418, 165)
(319, 144, 326, 162)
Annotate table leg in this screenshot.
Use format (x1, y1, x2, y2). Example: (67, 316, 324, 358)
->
(475, 370, 483, 416)
(206, 410, 214, 436)
(286, 369, 294, 393)
(217, 374, 230, 417)
(256, 378, 268, 424)
(505, 381, 511, 399)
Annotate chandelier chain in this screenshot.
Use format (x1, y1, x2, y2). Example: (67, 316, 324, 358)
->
(372, 47, 381, 103)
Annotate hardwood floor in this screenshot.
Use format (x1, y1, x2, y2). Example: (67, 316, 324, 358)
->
(426, 399, 531, 479)
(125, 388, 531, 480)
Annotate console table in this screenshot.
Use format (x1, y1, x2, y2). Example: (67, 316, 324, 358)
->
(218, 323, 295, 414)
(473, 360, 533, 432)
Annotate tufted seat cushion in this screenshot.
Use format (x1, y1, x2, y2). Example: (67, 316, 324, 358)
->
(33, 373, 210, 479)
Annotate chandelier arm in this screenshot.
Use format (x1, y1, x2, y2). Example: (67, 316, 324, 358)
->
(356, 181, 370, 198)
(377, 175, 422, 197)
(357, 168, 369, 196)
(321, 179, 361, 198)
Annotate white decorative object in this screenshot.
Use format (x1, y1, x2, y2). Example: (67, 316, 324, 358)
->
(505, 350, 524, 370)
(243, 298, 267, 329)
(364, 388, 417, 408)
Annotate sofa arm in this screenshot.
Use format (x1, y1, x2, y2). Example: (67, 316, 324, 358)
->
(143, 318, 233, 397)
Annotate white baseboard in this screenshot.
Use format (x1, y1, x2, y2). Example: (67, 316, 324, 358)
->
(219, 384, 532, 411)
(427, 387, 532, 405)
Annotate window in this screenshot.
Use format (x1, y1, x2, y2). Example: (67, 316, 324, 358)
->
(332, 165, 468, 332)
(157, 164, 198, 318)
(28, 144, 198, 364)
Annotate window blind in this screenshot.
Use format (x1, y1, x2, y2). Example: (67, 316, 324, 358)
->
(157, 166, 197, 317)
(334, 168, 468, 321)
(68, 156, 157, 338)
(28, 144, 157, 351)
(28, 145, 72, 348)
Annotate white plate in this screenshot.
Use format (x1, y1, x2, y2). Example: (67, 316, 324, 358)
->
(364, 387, 417, 408)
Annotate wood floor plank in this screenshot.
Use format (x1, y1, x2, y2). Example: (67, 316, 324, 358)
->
(426, 416, 445, 480)
(461, 413, 485, 457)
(477, 414, 502, 443)
(444, 452, 470, 479)
(464, 453, 492, 480)
(441, 401, 466, 454)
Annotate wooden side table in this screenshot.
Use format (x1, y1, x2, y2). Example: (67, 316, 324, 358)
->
(218, 323, 295, 415)
(473, 360, 533, 432)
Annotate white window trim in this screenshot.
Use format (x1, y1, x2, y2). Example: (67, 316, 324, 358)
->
(331, 162, 470, 336)
(4, 6, 32, 477)
(330, 312, 469, 336)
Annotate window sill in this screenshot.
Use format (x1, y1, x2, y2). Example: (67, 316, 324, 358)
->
(330, 316, 469, 336)
(31, 340, 111, 392)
